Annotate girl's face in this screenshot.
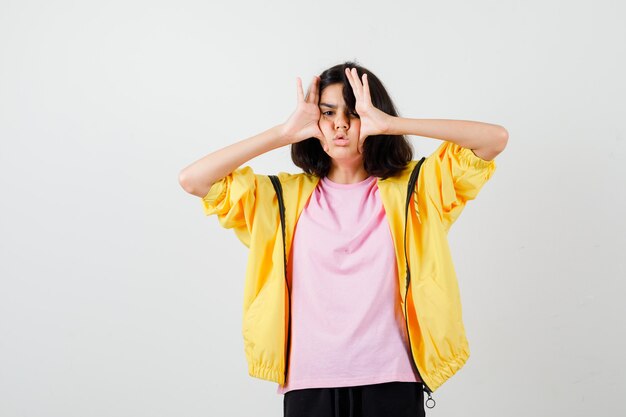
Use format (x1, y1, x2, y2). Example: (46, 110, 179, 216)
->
(318, 83, 362, 160)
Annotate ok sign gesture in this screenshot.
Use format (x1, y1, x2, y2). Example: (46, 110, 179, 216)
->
(344, 68, 394, 153)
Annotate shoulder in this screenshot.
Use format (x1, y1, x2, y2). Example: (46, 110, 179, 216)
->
(377, 159, 425, 187)
(275, 170, 319, 189)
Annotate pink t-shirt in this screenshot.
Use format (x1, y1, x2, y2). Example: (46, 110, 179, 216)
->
(276, 174, 421, 395)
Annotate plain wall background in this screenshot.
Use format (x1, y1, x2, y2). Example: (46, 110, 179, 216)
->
(1, 0, 624, 416)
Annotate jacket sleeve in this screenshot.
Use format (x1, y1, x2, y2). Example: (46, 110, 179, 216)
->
(200, 165, 260, 247)
(422, 141, 497, 232)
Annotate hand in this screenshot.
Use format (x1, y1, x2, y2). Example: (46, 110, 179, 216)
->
(281, 76, 327, 150)
(345, 68, 394, 153)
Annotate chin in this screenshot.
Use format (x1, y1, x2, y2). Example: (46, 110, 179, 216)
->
(328, 149, 362, 159)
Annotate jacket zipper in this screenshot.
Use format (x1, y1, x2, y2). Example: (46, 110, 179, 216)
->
(404, 272, 436, 409)
(268, 174, 292, 385)
(403, 159, 436, 409)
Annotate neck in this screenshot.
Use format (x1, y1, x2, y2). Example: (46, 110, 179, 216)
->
(326, 160, 369, 184)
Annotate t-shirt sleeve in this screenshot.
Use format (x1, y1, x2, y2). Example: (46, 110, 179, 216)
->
(422, 141, 497, 232)
(200, 165, 260, 247)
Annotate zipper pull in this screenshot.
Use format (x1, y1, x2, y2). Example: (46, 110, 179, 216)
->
(423, 385, 436, 409)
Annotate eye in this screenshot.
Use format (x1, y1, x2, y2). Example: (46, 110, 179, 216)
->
(321, 110, 359, 118)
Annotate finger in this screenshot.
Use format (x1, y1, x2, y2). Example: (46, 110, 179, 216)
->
(344, 68, 359, 98)
(306, 76, 319, 104)
(362, 73, 372, 104)
(314, 75, 321, 104)
(304, 76, 319, 102)
(350, 68, 363, 96)
(296, 77, 304, 102)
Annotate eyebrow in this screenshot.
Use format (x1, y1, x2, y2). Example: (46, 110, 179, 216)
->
(319, 102, 337, 109)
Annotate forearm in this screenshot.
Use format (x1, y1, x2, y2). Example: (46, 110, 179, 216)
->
(386, 117, 508, 151)
(179, 124, 288, 198)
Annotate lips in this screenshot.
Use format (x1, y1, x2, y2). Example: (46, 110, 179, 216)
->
(333, 137, 349, 146)
(333, 134, 347, 141)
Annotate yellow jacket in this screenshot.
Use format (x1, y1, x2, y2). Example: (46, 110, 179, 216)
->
(201, 141, 497, 394)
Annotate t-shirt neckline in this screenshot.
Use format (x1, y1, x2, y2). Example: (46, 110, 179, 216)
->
(321, 175, 376, 189)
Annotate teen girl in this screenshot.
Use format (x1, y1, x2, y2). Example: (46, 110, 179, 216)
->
(179, 61, 508, 417)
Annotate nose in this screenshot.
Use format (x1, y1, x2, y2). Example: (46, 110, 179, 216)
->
(334, 113, 349, 130)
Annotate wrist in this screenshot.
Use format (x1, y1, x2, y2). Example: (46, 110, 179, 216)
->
(385, 115, 401, 135)
(273, 124, 292, 146)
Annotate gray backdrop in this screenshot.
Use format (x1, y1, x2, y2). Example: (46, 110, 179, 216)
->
(1, 0, 624, 416)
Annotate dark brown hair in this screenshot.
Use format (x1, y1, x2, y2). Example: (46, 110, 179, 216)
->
(291, 60, 414, 180)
